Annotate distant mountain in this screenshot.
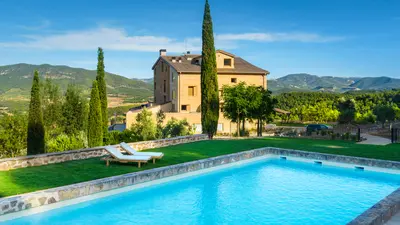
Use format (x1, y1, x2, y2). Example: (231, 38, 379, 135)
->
(268, 73, 400, 93)
(139, 78, 154, 84)
(0, 63, 153, 110)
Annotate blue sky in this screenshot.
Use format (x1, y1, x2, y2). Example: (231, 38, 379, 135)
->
(0, 0, 399, 79)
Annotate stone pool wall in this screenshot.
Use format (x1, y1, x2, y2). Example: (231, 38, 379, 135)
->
(0, 146, 399, 224)
(0, 134, 208, 171)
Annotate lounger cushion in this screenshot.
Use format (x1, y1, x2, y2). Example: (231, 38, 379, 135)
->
(120, 142, 163, 157)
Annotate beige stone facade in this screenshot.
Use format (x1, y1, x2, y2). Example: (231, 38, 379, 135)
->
(126, 49, 269, 134)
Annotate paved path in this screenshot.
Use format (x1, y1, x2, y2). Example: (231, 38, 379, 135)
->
(357, 133, 392, 145)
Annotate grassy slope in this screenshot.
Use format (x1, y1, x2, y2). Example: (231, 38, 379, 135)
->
(0, 64, 154, 111)
(0, 138, 399, 197)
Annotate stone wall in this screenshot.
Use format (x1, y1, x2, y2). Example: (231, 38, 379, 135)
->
(1, 146, 400, 224)
(0, 134, 208, 171)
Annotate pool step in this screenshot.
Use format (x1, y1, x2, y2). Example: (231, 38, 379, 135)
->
(314, 161, 323, 165)
(280, 156, 287, 160)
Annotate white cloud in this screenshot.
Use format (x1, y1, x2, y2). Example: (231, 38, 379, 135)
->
(0, 27, 345, 52)
(216, 32, 345, 43)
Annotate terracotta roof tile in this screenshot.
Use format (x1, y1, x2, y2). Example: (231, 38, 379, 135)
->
(154, 50, 269, 75)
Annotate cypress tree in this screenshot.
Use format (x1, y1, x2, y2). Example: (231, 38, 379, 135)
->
(87, 80, 103, 147)
(27, 70, 45, 155)
(96, 47, 108, 137)
(201, 0, 219, 139)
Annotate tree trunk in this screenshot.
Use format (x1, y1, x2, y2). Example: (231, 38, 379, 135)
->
(237, 118, 240, 137)
(242, 119, 245, 132)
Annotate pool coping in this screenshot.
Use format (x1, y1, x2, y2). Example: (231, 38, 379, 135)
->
(1, 147, 400, 225)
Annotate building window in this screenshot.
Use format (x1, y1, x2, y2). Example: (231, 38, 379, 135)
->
(188, 86, 196, 96)
(224, 58, 232, 66)
(217, 123, 223, 131)
(181, 105, 189, 111)
(161, 62, 164, 72)
(231, 78, 237, 83)
(163, 80, 166, 93)
(164, 95, 166, 102)
(172, 90, 176, 100)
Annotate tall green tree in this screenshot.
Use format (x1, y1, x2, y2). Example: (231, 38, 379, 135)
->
(62, 84, 88, 135)
(27, 71, 45, 155)
(373, 104, 396, 128)
(96, 47, 108, 138)
(222, 82, 248, 137)
(248, 87, 276, 137)
(131, 108, 157, 141)
(41, 78, 63, 136)
(200, 0, 219, 139)
(87, 80, 103, 147)
(338, 98, 357, 124)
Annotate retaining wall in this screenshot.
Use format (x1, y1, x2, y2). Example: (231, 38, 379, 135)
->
(0, 134, 208, 171)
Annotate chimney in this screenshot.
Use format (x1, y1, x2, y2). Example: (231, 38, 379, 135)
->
(159, 49, 167, 56)
(178, 57, 182, 63)
(171, 57, 176, 63)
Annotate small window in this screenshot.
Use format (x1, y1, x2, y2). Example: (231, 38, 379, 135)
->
(163, 95, 166, 102)
(188, 86, 196, 96)
(231, 78, 237, 83)
(181, 105, 189, 111)
(172, 90, 176, 100)
(163, 80, 166, 93)
(224, 58, 232, 66)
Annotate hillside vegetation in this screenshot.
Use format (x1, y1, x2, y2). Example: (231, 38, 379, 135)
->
(268, 73, 400, 93)
(0, 63, 153, 111)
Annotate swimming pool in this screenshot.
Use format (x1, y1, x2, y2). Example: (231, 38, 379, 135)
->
(1, 157, 399, 225)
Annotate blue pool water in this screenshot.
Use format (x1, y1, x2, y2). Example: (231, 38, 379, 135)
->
(2, 158, 399, 225)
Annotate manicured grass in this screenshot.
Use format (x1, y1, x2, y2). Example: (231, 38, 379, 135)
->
(0, 138, 399, 197)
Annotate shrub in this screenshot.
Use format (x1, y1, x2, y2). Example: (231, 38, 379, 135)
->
(107, 131, 122, 145)
(321, 130, 327, 136)
(0, 114, 28, 158)
(130, 108, 157, 141)
(46, 132, 87, 153)
(163, 118, 194, 138)
(233, 129, 250, 137)
(343, 132, 350, 140)
(331, 133, 336, 140)
(350, 135, 357, 142)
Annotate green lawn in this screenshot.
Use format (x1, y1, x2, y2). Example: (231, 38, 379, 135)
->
(0, 138, 399, 198)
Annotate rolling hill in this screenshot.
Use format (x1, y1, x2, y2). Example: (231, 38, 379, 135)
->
(268, 73, 400, 93)
(0, 63, 153, 111)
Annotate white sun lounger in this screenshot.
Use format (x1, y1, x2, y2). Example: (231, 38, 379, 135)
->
(120, 142, 164, 164)
(102, 146, 151, 168)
